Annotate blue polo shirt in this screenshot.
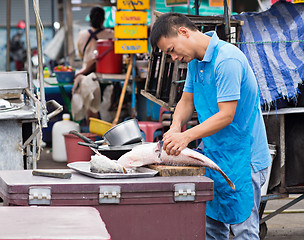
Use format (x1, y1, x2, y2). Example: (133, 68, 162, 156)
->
(184, 31, 271, 172)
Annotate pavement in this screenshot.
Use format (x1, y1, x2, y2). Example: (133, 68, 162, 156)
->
(262, 195, 304, 240)
(1, 146, 304, 239)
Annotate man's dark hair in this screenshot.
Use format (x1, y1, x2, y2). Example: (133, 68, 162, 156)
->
(90, 7, 105, 29)
(150, 13, 197, 49)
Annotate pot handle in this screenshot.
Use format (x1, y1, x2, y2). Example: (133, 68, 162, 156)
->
(77, 142, 101, 156)
(77, 141, 97, 148)
(69, 130, 95, 144)
(94, 139, 105, 145)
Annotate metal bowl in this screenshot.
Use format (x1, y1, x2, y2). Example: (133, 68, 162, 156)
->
(103, 119, 143, 146)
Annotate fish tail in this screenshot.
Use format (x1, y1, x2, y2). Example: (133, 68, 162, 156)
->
(187, 154, 235, 190)
(218, 169, 235, 191)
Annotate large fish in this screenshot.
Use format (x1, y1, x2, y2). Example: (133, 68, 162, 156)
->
(117, 142, 235, 190)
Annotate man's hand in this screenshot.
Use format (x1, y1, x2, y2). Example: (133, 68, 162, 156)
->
(162, 91, 194, 156)
(163, 130, 191, 156)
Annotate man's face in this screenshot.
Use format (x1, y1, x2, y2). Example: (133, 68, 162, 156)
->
(157, 28, 195, 63)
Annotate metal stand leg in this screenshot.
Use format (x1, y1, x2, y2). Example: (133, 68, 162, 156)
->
(260, 194, 304, 224)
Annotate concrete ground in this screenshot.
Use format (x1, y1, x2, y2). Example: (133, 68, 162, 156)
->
(263, 195, 304, 240)
(1, 147, 304, 239)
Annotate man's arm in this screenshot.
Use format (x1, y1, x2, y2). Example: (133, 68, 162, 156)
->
(186, 100, 237, 139)
(168, 92, 195, 132)
(163, 99, 237, 155)
(75, 59, 96, 77)
(162, 92, 194, 153)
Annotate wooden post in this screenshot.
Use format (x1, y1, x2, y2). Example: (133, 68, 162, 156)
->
(6, 0, 11, 71)
(66, 0, 75, 64)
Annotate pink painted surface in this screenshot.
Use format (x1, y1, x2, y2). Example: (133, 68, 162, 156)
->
(0, 206, 111, 240)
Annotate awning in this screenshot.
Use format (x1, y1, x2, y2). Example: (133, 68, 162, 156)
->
(233, 1, 304, 108)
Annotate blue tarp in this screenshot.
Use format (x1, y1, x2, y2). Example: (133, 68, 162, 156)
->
(233, 1, 304, 107)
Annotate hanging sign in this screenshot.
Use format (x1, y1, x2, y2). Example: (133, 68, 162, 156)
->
(115, 40, 147, 54)
(115, 25, 147, 39)
(115, 11, 148, 24)
(209, 0, 231, 8)
(115, 0, 148, 53)
(165, 0, 189, 7)
(117, 0, 149, 10)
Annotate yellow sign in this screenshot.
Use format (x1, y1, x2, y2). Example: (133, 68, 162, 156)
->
(115, 40, 147, 54)
(209, 0, 231, 8)
(293, 0, 304, 3)
(115, 11, 147, 24)
(115, 25, 147, 39)
(117, 0, 149, 10)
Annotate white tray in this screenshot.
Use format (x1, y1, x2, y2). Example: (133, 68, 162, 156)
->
(67, 161, 158, 179)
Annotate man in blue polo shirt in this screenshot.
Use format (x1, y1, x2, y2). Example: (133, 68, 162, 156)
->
(150, 13, 272, 239)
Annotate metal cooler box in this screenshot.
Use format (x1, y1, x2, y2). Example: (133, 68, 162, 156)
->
(0, 206, 111, 240)
(0, 170, 213, 240)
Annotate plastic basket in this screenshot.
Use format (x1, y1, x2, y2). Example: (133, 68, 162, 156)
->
(89, 117, 112, 136)
(54, 71, 75, 84)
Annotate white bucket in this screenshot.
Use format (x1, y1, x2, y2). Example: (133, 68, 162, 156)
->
(261, 144, 276, 196)
(52, 114, 80, 162)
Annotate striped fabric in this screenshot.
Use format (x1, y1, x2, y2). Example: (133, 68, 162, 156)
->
(233, 1, 304, 107)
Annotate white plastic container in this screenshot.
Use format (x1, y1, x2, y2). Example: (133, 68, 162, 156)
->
(52, 113, 80, 162)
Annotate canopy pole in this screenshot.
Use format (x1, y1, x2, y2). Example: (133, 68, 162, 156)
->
(194, 0, 199, 15)
(24, 0, 33, 89)
(6, 0, 11, 71)
(224, 0, 231, 41)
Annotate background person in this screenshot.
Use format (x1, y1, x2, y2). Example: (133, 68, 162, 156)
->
(71, 7, 114, 123)
(150, 13, 272, 239)
(76, 6, 114, 76)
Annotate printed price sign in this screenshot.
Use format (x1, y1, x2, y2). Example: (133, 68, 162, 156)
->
(115, 11, 148, 24)
(115, 40, 147, 54)
(115, 25, 147, 39)
(115, 1, 148, 54)
(117, 0, 149, 10)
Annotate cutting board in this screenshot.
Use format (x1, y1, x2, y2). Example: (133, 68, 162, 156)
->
(148, 165, 205, 177)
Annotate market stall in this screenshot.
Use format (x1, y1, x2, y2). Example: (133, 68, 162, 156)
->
(0, 170, 213, 240)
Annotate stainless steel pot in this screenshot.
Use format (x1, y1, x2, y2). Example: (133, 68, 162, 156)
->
(103, 119, 142, 146)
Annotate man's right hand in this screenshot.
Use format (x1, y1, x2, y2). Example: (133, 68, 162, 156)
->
(162, 130, 191, 156)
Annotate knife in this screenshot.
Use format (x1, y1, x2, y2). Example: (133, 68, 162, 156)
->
(158, 140, 164, 159)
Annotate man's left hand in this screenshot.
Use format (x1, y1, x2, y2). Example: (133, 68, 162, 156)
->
(162, 132, 190, 156)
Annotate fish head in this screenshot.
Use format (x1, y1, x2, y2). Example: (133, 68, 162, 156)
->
(117, 152, 141, 168)
(117, 143, 163, 168)
(155, 141, 163, 163)
(156, 141, 163, 157)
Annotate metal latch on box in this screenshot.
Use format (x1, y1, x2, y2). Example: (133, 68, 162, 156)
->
(99, 186, 121, 204)
(28, 187, 51, 205)
(174, 183, 196, 202)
